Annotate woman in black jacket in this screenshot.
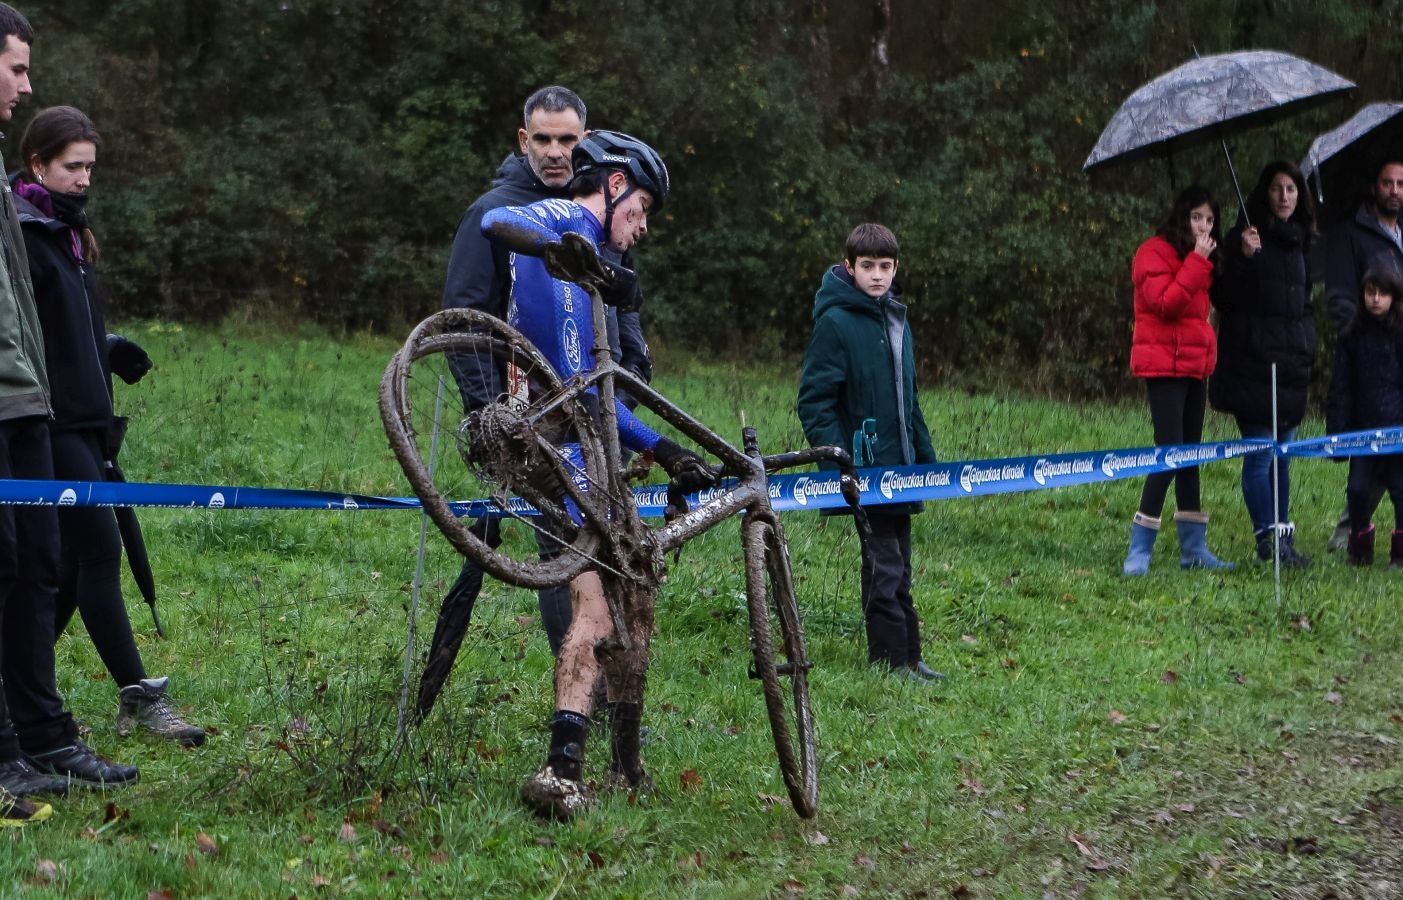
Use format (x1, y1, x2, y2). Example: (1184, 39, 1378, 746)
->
(13, 107, 203, 745)
(1209, 161, 1318, 567)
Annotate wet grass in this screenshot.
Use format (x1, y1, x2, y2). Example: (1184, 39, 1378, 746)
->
(1, 320, 1400, 898)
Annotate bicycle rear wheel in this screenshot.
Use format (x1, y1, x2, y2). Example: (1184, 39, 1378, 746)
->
(743, 508, 818, 817)
(380, 309, 612, 589)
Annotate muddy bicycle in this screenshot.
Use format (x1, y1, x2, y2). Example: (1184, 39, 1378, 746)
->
(379, 242, 867, 818)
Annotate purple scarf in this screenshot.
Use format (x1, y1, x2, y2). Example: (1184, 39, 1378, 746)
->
(14, 179, 83, 261)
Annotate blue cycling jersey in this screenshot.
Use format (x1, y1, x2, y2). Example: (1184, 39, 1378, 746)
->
(480, 198, 662, 456)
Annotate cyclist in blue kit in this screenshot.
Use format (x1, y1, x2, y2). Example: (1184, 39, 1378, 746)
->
(481, 131, 714, 818)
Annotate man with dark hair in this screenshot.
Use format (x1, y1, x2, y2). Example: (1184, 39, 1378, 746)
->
(1323, 161, 1403, 550)
(418, 87, 653, 717)
(0, 2, 139, 827)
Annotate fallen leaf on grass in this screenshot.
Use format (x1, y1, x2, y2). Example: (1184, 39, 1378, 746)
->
(80, 826, 97, 839)
(104, 802, 129, 824)
(1230, 671, 1246, 684)
(951, 886, 973, 898)
(839, 886, 859, 898)
(1107, 709, 1127, 725)
(1293, 615, 1312, 631)
(1000, 657, 1017, 669)
(1069, 833, 1096, 857)
(1176, 803, 1196, 814)
(34, 860, 59, 883)
(1160, 670, 1179, 684)
(757, 792, 788, 809)
(196, 832, 219, 856)
(147, 891, 174, 900)
(780, 879, 805, 895)
(677, 852, 704, 870)
(804, 831, 830, 845)
(514, 615, 535, 627)
(338, 821, 357, 843)
(183, 854, 197, 871)
(679, 769, 703, 791)
(959, 777, 987, 795)
(1149, 810, 1174, 824)
(311, 874, 332, 887)
(586, 851, 605, 869)
(429, 851, 449, 864)
(960, 634, 977, 644)
(1325, 691, 1343, 705)
(852, 853, 877, 872)
(1287, 836, 1320, 855)
(1391, 714, 1403, 726)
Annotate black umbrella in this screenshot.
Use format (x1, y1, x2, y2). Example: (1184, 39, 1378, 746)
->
(1085, 50, 1355, 223)
(1300, 102, 1403, 223)
(104, 417, 163, 636)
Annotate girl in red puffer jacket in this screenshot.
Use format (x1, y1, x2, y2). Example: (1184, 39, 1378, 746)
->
(1122, 185, 1234, 575)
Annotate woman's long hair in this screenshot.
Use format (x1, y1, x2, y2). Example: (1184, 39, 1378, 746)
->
(17, 106, 101, 264)
(1243, 160, 1316, 251)
(1155, 185, 1221, 267)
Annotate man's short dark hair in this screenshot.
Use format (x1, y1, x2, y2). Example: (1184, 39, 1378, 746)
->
(0, 3, 33, 44)
(523, 86, 586, 129)
(845, 223, 900, 264)
(1378, 159, 1403, 179)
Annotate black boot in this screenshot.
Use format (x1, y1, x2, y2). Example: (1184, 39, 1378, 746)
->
(1348, 523, 1376, 566)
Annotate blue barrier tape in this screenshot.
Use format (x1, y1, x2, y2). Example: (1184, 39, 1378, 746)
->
(0, 426, 1398, 514)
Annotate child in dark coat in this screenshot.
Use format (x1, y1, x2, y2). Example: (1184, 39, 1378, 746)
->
(797, 224, 942, 682)
(1326, 262, 1403, 565)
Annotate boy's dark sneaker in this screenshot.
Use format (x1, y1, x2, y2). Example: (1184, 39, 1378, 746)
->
(0, 784, 52, 827)
(28, 740, 139, 789)
(117, 677, 207, 747)
(520, 765, 592, 819)
(909, 660, 947, 681)
(0, 758, 69, 797)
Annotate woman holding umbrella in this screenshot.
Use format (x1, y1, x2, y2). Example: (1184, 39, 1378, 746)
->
(1122, 186, 1235, 575)
(1210, 161, 1317, 568)
(12, 107, 205, 745)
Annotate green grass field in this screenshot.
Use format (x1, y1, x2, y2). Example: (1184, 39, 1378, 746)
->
(2, 321, 1400, 898)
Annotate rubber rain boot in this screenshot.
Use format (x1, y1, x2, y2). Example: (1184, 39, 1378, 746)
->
(1175, 511, 1234, 570)
(1347, 523, 1375, 566)
(1121, 513, 1160, 576)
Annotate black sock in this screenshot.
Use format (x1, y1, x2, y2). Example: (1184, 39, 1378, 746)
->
(547, 710, 589, 781)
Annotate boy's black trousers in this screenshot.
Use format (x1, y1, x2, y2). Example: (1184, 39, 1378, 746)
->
(858, 512, 922, 669)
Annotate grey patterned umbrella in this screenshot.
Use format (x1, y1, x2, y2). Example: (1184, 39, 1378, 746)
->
(1085, 51, 1354, 220)
(1300, 102, 1403, 220)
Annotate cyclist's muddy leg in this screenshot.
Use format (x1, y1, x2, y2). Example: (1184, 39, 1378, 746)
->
(554, 571, 612, 717)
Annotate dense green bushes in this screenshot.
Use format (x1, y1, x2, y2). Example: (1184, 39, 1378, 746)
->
(14, 0, 1402, 397)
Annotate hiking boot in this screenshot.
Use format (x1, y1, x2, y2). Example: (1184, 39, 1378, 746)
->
(1254, 524, 1310, 569)
(117, 677, 206, 747)
(28, 740, 139, 789)
(0, 757, 69, 797)
(520, 765, 592, 820)
(0, 784, 52, 827)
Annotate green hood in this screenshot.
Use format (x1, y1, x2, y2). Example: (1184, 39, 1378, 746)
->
(812, 264, 885, 320)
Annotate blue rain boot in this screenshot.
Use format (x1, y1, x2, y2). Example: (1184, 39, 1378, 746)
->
(1175, 511, 1234, 570)
(1122, 513, 1160, 576)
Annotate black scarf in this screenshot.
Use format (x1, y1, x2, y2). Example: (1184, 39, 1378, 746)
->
(48, 190, 89, 231)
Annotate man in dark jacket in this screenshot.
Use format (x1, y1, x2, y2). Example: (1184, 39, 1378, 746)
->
(797, 223, 942, 683)
(1323, 160, 1403, 550)
(419, 87, 654, 717)
(0, 5, 138, 827)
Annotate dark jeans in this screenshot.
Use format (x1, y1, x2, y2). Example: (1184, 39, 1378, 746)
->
(1138, 377, 1205, 518)
(51, 428, 147, 687)
(1237, 420, 1295, 533)
(859, 512, 921, 669)
(0, 417, 75, 759)
(1348, 456, 1403, 532)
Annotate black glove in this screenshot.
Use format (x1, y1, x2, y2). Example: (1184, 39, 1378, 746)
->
(653, 437, 717, 494)
(598, 259, 642, 312)
(543, 232, 609, 285)
(107, 335, 153, 385)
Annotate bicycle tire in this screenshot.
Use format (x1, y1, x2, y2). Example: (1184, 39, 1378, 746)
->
(380, 309, 611, 589)
(743, 508, 818, 817)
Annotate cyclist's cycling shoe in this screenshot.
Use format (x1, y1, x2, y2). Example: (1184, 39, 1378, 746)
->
(521, 765, 593, 820)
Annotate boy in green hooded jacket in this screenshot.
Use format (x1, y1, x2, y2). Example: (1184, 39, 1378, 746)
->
(797, 223, 942, 682)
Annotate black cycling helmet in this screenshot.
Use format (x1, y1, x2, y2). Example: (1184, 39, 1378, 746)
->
(571, 130, 670, 213)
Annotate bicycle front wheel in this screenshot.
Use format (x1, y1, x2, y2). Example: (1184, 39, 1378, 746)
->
(743, 508, 818, 817)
